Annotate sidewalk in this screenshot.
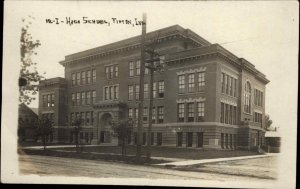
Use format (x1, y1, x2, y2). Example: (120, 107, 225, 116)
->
(20, 144, 113, 149)
(155, 153, 277, 167)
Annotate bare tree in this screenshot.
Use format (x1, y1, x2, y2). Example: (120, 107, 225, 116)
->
(112, 119, 134, 159)
(35, 117, 53, 151)
(20, 15, 45, 105)
(72, 118, 83, 153)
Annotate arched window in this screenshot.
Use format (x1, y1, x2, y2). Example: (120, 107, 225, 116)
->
(244, 81, 251, 113)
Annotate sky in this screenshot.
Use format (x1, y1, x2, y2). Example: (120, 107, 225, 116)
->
(2, 1, 298, 186)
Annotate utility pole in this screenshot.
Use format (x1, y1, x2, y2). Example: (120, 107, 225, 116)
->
(146, 54, 154, 161)
(136, 13, 146, 163)
(146, 49, 161, 161)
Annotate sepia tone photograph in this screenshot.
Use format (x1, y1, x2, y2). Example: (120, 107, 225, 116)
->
(1, 1, 298, 188)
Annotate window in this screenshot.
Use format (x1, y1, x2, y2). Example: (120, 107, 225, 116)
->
(221, 133, 224, 149)
(222, 73, 237, 97)
(71, 94, 75, 106)
(145, 67, 149, 75)
(158, 106, 164, 123)
(109, 86, 114, 100)
(221, 73, 225, 93)
(86, 70, 91, 84)
(254, 112, 262, 126)
(144, 83, 148, 98)
(135, 108, 139, 121)
(92, 91, 96, 104)
(71, 113, 75, 123)
(233, 106, 237, 125)
(254, 89, 263, 107)
(158, 81, 164, 98)
(178, 75, 185, 93)
(143, 107, 148, 122)
(198, 72, 205, 91)
(72, 73, 76, 86)
(244, 82, 251, 113)
(136, 60, 140, 76)
(114, 65, 118, 78)
(220, 103, 224, 123)
(224, 75, 228, 94)
(135, 85, 140, 100)
(80, 112, 85, 125)
(47, 94, 51, 107)
(43, 95, 47, 107)
(105, 67, 110, 79)
(227, 75, 230, 95)
(188, 74, 195, 92)
(225, 104, 228, 124)
(233, 78, 236, 97)
(86, 112, 90, 125)
(81, 92, 85, 105)
(221, 102, 237, 125)
(228, 77, 232, 96)
(230, 77, 234, 96)
(187, 103, 194, 122)
(157, 132, 162, 146)
(128, 85, 134, 100)
(86, 91, 91, 105)
(186, 132, 193, 147)
(197, 102, 204, 122)
(76, 93, 80, 106)
(153, 82, 157, 98)
(105, 87, 109, 100)
(152, 107, 156, 123)
(128, 108, 133, 119)
(229, 105, 232, 124)
(91, 111, 94, 125)
(129, 61, 134, 77)
(114, 85, 119, 99)
(177, 132, 183, 147)
(178, 103, 185, 122)
(76, 72, 81, 85)
(81, 71, 86, 85)
(92, 69, 96, 83)
(110, 66, 114, 79)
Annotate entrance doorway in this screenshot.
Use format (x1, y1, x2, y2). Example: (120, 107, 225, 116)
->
(98, 113, 117, 144)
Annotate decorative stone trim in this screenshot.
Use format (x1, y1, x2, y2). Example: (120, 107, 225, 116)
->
(176, 97, 205, 103)
(221, 68, 238, 79)
(176, 67, 206, 75)
(254, 109, 263, 114)
(41, 110, 55, 114)
(151, 122, 239, 128)
(220, 98, 238, 106)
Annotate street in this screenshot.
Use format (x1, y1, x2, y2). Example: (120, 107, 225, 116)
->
(19, 154, 277, 182)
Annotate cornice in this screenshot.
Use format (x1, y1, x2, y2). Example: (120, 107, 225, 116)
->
(60, 33, 190, 67)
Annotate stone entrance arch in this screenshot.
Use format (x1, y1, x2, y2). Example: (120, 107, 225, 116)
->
(97, 112, 118, 145)
(92, 100, 127, 145)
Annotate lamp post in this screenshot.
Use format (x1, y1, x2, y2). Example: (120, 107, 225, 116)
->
(145, 49, 164, 161)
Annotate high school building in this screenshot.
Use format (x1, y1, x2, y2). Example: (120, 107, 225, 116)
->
(39, 25, 269, 150)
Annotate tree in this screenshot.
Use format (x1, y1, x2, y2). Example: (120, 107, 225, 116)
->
(72, 118, 83, 153)
(20, 15, 44, 105)
(265, 114, 273, 131)
(35, 117, 53, 151)
(111, 119, 134, 159)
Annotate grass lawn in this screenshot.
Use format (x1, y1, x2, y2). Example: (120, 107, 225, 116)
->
(50, 145, 262, 160)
